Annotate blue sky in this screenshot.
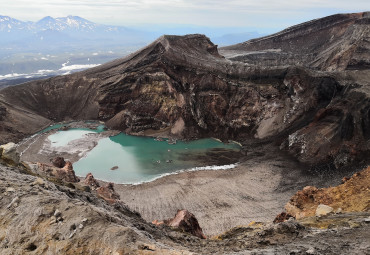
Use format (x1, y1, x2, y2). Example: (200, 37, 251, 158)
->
(1, 0, 369, 33)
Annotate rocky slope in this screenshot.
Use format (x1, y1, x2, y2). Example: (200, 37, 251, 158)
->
(0, 162, 369, 254)
(285, 166, 370, 219)
(221, 12, 370, 71)
(1, 12, 370, 167)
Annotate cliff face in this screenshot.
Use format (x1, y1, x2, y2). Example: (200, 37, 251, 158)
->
(0, 13, 370, 168)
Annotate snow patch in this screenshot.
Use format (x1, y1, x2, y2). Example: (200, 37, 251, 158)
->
(59, 64, 100, 71)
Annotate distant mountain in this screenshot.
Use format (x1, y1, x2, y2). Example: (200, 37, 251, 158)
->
(34, 15, 98, 32)
(0, 15, 32, 32)
(0, 15, 151, 47)
(0, 15, 262, 81)
(212, 32, 263, 46)
(0, 15, 155, 79)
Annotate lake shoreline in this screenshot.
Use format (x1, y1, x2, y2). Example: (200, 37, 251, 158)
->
(89, 141, 330, 237)
(16, 121, 349, 237)
(18, 121, 242, 184)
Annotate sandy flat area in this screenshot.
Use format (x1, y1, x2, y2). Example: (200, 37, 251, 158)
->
(105, 143, 339, 236)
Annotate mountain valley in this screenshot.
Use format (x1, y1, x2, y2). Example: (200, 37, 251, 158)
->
(0, 11, 369, 254)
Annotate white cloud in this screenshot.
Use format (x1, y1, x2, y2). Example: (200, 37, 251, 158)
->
(0, 0, 369, 30)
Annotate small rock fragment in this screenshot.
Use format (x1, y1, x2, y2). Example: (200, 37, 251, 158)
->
(49, 216, 57, 225)
(54, 209, 62, 217)
(69, 230, 76, 239)
(6, 187, 15, 192)
(273, 212, 294, 223)
(306, 247, 316, 254)
(6, 196, 20, 209)
(335, 208, 342, 214)
(315, 204, 334, 217)
(32, 178, 45, 186)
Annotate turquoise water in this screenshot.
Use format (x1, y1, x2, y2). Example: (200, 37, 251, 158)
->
(47, 125, 105, 147)
(46, 126, 241, 184)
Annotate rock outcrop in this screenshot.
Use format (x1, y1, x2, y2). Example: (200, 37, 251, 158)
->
(51, 156, 66, 168)
(153, 209, 206, 239)
(60, 161, 80, 182)
(285, 166, 370, 219)
(315, 204, 334, 217)
(0, 142, 19, 166)
(84, 172, 100, 189)
(96, 182, 120, 204)
(273, 212, 294, 223)
(29, 161, 80, 183)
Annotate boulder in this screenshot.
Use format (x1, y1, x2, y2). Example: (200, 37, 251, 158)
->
(58, 161, 80, 183)
(154, 209, 206, 239)
(0, 143, 19, 166)
(51, 157, 66, 168)
(0, 142, 20, 166)
(315, 204, 334, 217)
(84, 173, 100, 189)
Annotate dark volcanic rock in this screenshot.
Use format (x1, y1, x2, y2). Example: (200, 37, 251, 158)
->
(221, 12, 370, 71)
(273, 212, 294, 223)
(51, 157, 66, 168)
(0, 105, 6, 121)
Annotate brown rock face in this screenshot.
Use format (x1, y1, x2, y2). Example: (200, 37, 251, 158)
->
(155, 209, 206, 239)
(84, 172, 100, 189)
(32, 161, 80, 183)
(51, 157, 66, 168)
(58, 161, 80, 183)
(96, 182, 120, 204)
(285, 167, 370, 219)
